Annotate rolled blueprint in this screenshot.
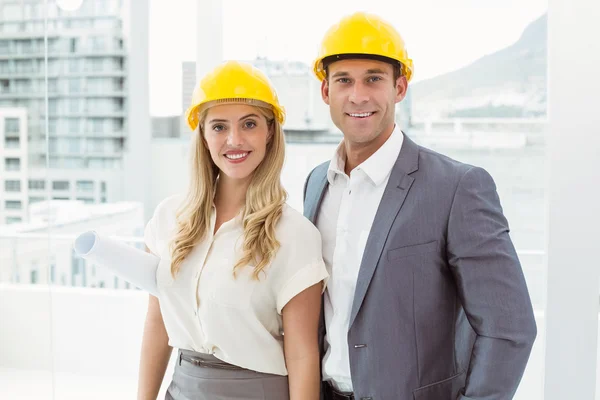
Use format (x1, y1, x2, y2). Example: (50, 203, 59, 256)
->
(73, 231, 159, 296)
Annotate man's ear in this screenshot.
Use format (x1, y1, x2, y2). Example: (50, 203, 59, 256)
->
(321, 79, 330, 105)
(395, 76, 408, 103)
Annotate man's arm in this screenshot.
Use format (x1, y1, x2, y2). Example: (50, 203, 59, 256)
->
(447, 166, 537, 400)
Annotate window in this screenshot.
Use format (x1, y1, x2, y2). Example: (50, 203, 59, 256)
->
(30, 269, 38, 284)
(76, 180, 94, 192)
(5, 216, 22, 224)
(4, 137, 19, 148)
(69, 119, 80, 134)
(67, 138, 81, 153)
(52, 181, 70, 191)
(29, 197, 44, 203)
(70, 38, 78, 53)
(69, 59, 79, 73)
(48, 99, 58, 114)
(68, 78, 80, 93)
(15, 60, 32, 73)
(90, 118, 104, 133)
(29, 180, 45, 190)
(5, 200, 22, 210)
(0, 41, 10, 54)
(5, 117, 19, 133)
(69, 99, 80, 114)
(90, 58, 104, 72)
(49, 119, 57, 134)
(48, 79, 58, 93)
(92, 36, 106, 51)
(50, 263, 56, 284)
(5, 158, 20, 171)
(4, 180, 21, 192)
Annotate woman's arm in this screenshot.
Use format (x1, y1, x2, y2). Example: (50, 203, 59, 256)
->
(137, 294, 172, 400)
(282, 282, 323, 400)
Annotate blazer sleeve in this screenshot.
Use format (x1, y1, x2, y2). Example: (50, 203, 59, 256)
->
(447, 166, 537, 400)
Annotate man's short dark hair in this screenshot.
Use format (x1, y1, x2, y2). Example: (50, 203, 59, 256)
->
(322, 54, 403, 84)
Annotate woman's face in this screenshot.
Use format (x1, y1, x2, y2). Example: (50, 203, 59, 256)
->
(202, 104, 272, 182)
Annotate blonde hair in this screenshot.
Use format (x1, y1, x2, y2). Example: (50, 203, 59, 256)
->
(169, 105, 287, 280)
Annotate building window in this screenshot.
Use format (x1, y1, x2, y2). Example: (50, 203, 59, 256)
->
(4, 137, 20, 148)
(29, 197, 44, 203)
(91, 118, 104, 133)
(4, 180, 21, 192)
(6, 216, 22, 224)
(50, 262, 56, 284)
(48, 99, 58, 114)
(1, 79, 10, 93)
(5, 158, 20, 171)
(29, 180, 45, 190)
(31, 269, 39, 284)
(0, 41, 10, 53)
(5, 117, 19, 133)
(52, 181, 70, 191)
(69, 59, 79, 73)
(69, 99, 79, 113)
(68, 78, 80, 93)
(76, 180, 94, 192)
(5, 200, 22, 210)
(49, 119, 57, 134)
(69, 119, 80, 134)
(76, 197, 95, 204)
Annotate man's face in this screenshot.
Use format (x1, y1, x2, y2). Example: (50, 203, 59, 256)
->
(321, 59, 407, 146)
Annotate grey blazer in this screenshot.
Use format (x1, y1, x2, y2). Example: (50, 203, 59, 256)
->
(303, 134, 537, 400)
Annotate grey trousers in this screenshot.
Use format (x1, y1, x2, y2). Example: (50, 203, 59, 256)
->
(165, 349, 289, 400)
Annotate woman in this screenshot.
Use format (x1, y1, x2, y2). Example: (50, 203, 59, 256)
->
(136, 61, 328, 400)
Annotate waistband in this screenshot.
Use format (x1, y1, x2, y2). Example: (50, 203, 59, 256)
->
(178, 349, 244, 371)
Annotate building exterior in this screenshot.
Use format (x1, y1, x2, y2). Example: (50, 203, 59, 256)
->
(0, 0, 151, 224)
(0, 199, 145, 289)
(0, 108, 28, 224)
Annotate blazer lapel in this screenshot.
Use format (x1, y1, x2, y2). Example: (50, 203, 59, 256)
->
(348, 134, 420, 329)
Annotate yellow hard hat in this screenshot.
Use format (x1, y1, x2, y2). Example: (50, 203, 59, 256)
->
(185, 61, 286, 131)
(313, 12, 414, 82)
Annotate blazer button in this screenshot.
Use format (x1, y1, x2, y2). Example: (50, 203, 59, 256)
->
(354, 344, 367, 348)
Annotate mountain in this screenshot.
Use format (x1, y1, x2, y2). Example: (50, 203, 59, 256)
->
(410, 13, 547, 119)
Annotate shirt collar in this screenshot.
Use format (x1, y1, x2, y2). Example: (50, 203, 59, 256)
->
(326, 125, 404, 187)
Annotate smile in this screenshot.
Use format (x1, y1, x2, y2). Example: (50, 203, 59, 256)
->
(347, 112, 375, 118)
(224, 152, 250, 163)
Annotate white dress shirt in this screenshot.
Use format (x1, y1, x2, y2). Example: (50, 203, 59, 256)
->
(317, 126, 404, 392)
(144, 196, 328, 375)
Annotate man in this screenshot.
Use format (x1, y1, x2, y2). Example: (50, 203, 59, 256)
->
(303, 12, 537, 400)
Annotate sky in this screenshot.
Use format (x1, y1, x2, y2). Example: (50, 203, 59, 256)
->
(148, 0, 547, 116)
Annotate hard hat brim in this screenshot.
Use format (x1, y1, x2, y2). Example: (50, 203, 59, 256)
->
(186, 98, 285, 131)
(314, 53, 414, 83)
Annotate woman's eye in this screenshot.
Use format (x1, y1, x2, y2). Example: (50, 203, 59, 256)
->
(244, 121, 257, 129)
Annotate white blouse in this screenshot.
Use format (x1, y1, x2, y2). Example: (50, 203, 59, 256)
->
(144, 194, 328, 375)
